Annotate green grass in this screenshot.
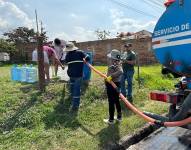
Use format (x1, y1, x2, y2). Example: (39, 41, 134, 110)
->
(0, 64, 177, 150)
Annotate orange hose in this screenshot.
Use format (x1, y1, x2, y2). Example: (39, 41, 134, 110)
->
(84, 59, 191, 127)
(164, 117, 191, 127)
(84, 60, 155, 123)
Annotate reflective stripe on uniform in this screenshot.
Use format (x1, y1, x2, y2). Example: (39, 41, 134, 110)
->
(85, 55, 88, 59)
(67, 60, 83, 65)
(73, 96, 80, 98)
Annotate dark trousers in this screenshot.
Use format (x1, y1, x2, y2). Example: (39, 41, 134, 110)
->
(70, 77, 82, 108)
(106, 82, 122, 121)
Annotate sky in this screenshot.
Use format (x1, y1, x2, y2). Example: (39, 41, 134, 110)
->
(0, 0, 166, 42)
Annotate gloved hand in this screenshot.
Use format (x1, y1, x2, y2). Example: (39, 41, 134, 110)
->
(106, 76, 112, 83)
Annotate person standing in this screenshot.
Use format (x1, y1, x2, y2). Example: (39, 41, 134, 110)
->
(52, 38, 66, 76)
(121, 43, 136, 102)
(64, 42, 89, 111)
(32, 45, 64, 82)
(104, 49, 123, 124)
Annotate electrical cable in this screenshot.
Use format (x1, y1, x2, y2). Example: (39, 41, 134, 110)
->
(107, 0, 158, 18)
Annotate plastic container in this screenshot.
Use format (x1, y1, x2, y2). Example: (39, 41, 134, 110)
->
(17, 66, 22, 81)
(83, 52, 93, 81)
(11, 64, 21, 81)
(20, 64, 28, 82)
(11, 64, 18, 81)
(187, 78, 191, 89)
(27, 64, 38, 83)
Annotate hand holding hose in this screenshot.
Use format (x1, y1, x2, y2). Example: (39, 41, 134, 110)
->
(106, 76, 112, 83)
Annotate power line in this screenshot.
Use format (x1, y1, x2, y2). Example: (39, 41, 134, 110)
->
(144, 0, 163, 9)
(150, 0, 164, 6)
(141, 0, 163, 12)
(108, 0, 158, 18)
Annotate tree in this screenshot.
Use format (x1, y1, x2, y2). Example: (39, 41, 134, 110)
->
(3, 27, 48, 43)
(95, 29, 111, 40)
(0, 39, 16, 53)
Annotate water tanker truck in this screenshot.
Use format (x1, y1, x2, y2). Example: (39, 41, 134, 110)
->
(145, 0, 191, 129)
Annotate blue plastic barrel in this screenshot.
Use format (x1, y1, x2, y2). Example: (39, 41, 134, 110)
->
(20, 64, 28, 82)
(11, 64, 17, 81)
(17, 66, 21, 81)
(187, 78, 191, 89)
(27, 64, 38, 83)
(11, 64, 21, 81)
(83, 52, 93, 81)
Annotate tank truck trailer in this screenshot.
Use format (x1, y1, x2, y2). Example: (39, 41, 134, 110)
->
(145, 0, 191, 129)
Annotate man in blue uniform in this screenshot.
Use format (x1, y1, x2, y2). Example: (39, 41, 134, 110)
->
(64, 42, 89, 111)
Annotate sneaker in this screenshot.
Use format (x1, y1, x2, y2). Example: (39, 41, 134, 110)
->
(117, 117, 122, 122)
(103, 119, 114, 125)
(114, 116, 122, 122)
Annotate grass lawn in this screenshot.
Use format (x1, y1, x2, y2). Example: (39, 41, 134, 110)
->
(0, 64, 177, 150)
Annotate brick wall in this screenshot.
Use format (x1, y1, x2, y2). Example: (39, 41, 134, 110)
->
(14, 38, 157, 65)
(13, 42, 37, 63)
(76, 37, 157, 65)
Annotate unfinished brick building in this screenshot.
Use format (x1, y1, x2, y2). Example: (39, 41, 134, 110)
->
(76, 37, 156, 65)
(14, 37, 157, 65)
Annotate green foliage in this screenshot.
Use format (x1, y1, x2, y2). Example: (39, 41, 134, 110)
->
(0, 39, 16, 53)
(134, 65, 177, 91)
(3, 27, 48, 43)
(95, 29, 111, 40)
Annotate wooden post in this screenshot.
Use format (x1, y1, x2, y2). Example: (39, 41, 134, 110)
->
(137, 52, 141, 89)
(37, 36, 45, 92)
(35, 9, 45, 92)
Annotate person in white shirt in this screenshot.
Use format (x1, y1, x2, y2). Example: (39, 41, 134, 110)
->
(52, 38, 66, 76)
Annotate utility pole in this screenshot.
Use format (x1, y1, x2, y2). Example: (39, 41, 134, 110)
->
(35, 9, 45, 92)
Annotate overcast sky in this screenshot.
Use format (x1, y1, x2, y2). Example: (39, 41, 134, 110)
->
(0, 0, 165, 42)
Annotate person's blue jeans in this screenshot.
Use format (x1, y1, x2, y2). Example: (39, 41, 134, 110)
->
(121, 70, 134, 99)
(70, 77, 82, 108)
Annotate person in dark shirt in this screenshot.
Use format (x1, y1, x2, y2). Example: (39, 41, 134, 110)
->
(121, 43, 136, 102)
(64, 42, 89, 111)
(104, 49, 123, 124)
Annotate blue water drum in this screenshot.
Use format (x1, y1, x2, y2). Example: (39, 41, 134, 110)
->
(11, 64, 18, 81)
(11, 64, 21, 81)
(152, 0, 191, 76)
(83, 52, 93, 81)
(20, 64, 28, 82)
(27, 64, 38, 83)
(17, 66, 22, 81)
